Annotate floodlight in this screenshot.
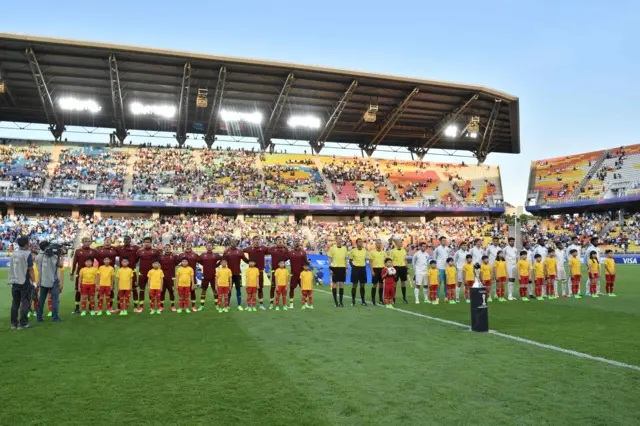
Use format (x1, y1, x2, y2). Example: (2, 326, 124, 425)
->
(220, 110, 263, 124)
(444, 124, 458, 138)
(130, 102, 176, 118)
(287, 115, 321, 129)
(58, 97, 101, 113)
(468, 132, 478, 139)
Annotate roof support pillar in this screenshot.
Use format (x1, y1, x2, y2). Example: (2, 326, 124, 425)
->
(474, 99, 502, 164)
(311, 79, 358, 154)
(259, 72, 294, 152)
(359, 87, 419, 156)
(414, 93, 479, 157)
(108, 54, 128, 144)
(204, 66, 227, 149)
(24, 46, 64, 140)
(176, 62, 191, 147)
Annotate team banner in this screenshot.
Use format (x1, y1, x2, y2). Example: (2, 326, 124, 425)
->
(0, 195, 504, 214)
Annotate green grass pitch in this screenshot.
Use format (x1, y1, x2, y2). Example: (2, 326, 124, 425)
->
(1, 266, 639, 425)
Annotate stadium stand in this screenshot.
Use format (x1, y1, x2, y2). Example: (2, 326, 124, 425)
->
(379, 160, 501, 206)
(528, 143, 640, 206)
(0, 144, 51, 194)
(130, 148, 199, 201)
(199, 149, 262, 202)
(50, 146, 127, 198)
(320, 157, 394, 205)
(0, 141, 507, 209)
(261, 154, 329, 204)
(0, 214, 77, 250)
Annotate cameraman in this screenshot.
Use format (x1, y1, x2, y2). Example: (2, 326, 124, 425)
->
(9, 236, 36, 329)
(36, 241, 64, 322)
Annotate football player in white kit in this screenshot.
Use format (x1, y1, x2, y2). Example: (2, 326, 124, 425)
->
(583, 237, 601, 295)
(453, 241, 470, 302)
(485, 236, 501, 298)
(433, 236, 451, 302)
(412, 242, 430, 304)
(504, 237, 519, 300)
(566, 236, 582, 294)
(471, 238, 485, 266)
(554, 241, 568, 297)
(533, 238, 548, 296)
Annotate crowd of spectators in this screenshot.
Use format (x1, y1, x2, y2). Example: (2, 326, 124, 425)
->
(520, 213, 610, 246)
(0, 145, 51, 193)
(262, 164, 327, 202)
(322, 158, 388, 202)
(200, 149, 263, 202)
(50, 148, 127, 198)
(0, 214, 78, 251)
(131, 148, 200, 200)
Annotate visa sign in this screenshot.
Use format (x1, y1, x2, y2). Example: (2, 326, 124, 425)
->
(612, 255, 640, 264)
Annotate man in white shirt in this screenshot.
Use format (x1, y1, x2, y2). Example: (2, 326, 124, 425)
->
(453, 241, 470, 302)
(433, 236, 451, 302)
(471, 238, 485, 266)
(566, 236, 582, 294)
(412, 242, 430, 304)
(504, 237, 519, 300)
(583, 237, 601, 295)
(555, 241, 567, 297)
(485, 236, 501, 298)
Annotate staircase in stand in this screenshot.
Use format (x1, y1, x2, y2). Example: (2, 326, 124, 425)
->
(383, 177, 402, 202)
(598, 218, 618, 238)
(571, 150, 609, 198)
(122, 147, 137, 194)
(42, 143, 64, 194)
(313, 157, 338, 202)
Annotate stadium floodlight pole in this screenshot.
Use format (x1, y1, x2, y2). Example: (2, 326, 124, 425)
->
(108, 54, 128, 145)
(24, 46, 65, 140)
(311, 79, 358, 154)
(175, 62, 192, 147)
(259, 72, 295, 152)
(414, 93, 479, 159)
(204, 66, 227, 149)
(475, 99, 502, 164)
(359, 87, 419, 157)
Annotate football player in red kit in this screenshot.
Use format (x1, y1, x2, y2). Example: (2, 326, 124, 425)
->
(96, 236, 119, 312)
(116, 235, 140, 303)
(287, 240, 308, 309)
(136, 237, 161, 313)
(178, 242, 200, 312)
(159, 245, 179, 311)
(70, 237, 99, 314)
(243, 236, 268, 310)
(223, 240, 248, 310)
(267, 237, 289, 309)
(198, 242, 221, 311)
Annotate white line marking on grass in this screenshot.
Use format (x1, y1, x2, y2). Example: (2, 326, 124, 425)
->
(316, 289, 640, 372)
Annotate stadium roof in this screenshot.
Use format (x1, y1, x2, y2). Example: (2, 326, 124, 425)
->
(0, 33, 520, 159)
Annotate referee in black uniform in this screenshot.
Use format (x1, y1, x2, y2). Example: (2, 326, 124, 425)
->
(349, 238, 369, 306)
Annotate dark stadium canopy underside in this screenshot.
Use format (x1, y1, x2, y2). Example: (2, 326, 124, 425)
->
(0, 33, 520, 157)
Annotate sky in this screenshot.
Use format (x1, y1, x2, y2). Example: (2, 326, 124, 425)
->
(2, 0, 639, 205)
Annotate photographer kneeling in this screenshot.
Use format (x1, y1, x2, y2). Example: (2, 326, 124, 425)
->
(36, 241, 65, 322)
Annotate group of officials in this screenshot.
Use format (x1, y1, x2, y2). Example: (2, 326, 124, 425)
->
(70, 235, 309, 312)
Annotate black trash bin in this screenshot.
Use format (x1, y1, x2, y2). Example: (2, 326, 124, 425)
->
(470, 287, 489, 332)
